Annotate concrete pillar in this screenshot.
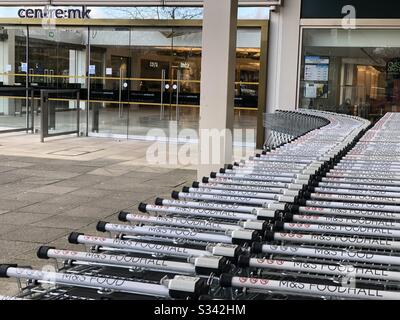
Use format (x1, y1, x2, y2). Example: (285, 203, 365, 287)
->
(198, 0, 238, 179)
(266, 1, 301, 114)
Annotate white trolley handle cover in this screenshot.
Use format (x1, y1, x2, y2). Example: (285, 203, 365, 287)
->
(0, 265, 209, 300)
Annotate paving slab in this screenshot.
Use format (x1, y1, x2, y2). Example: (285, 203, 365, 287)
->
(0, 280, 19, 297)
(0, 223, 20, 235)
(32, 215, 94, 230)
(0, 199, 37, 211)
(29, 163, 96, 174)
(1, 226, 71, 243)
(30, 185, 79, 195)
(0, 161, 35, 168)
(43, 194, 95, 206)
(0, 192, 54, 203)
(50, 174, 110, 188)
(18, 202, 78, 215)
(0, 182, 50, 194)
(62, 205, 119, 218)
(67, 188, 112, 198)
(11, 169, 81, 180)
(0, 212, 53, 226)
(0, 173, 27, 185)
(87, 166, 134, 177)
(0, 166, 18, 174)
(93, 176, 166, 192)
(83, 197, 138, 211)
(117, 163, 173, 174)
(0, 239, 39, 260)
(19, 176, 63, 185)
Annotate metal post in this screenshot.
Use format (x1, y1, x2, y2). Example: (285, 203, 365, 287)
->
(76, 91, 80, 137)
(25, 27, 30, 133)
(48, 91, 56, 130)
(40, 90, 46, 143)
(160, 69, 166, 120)
(86, 27, 90, 137)
(30, 89, 34, 133)
(176, 69, 181, 122)
(25, 87, 29, 133)
(119, 68, 123, 119)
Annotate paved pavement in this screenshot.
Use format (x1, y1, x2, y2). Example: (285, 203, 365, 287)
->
(0, 132, 256, 296)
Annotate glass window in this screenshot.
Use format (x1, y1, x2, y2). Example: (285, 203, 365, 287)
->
(28, 27, 87, 88)
(0, 26, 28, 131)
(28, 27, 88, 133)
(89, 6, 269, 20)
(300, 28, 400, 121)
(0, 20, 262, 146)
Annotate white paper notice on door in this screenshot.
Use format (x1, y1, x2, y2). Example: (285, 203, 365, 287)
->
(21, 62, 28, 73)
(89, 65, 96, 75)
(106, 68, 112, 76)
(305, 83, 317, 98)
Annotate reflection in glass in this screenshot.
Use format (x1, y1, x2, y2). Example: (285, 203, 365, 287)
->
(300, 28, 400, 121)
(28, 27, 88, 133)
(89, 27, 131, 137)
(0, 23, 261, 146)
(0, 26, 28, 131)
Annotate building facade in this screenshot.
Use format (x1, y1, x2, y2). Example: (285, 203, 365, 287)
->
(0, 5, 267, 146)
(1, 0, 398, 147)
(269, 0, 400, 123)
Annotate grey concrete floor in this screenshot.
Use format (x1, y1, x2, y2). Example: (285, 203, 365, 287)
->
(0, 134, 201, 296)
(0, 132, 257, 296)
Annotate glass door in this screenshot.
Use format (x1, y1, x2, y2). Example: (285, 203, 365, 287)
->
(0, 26, 30, 133)
(89, 27, 131, 138)
(126, 26, 202, 141)
(127, 27, 174, 139)
(28, 26, 88, 134)
(170, 27, 202, 136)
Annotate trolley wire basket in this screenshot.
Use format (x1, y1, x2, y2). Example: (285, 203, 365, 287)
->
(264, 110, 330, 149)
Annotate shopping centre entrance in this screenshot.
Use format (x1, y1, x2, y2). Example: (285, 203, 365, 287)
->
(0, 19, 268, 145)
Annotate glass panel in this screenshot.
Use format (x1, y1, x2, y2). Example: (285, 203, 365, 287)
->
(234, 28, 261, 147)
(127, 27, 174, 138)
(0, 26, 29, 131)
(89, 27, 131, 138)
(28, 26, 88, 133)
(100, 6, 203, 20)
(46, 96, 79, 135)
(125, 26, 261, 146)
(171, 26, 202, 136)
(299, 28, 400, 121)
(86, 6, 268, 20)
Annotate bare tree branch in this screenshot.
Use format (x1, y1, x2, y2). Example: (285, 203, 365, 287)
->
(107, 6, 202, 20)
